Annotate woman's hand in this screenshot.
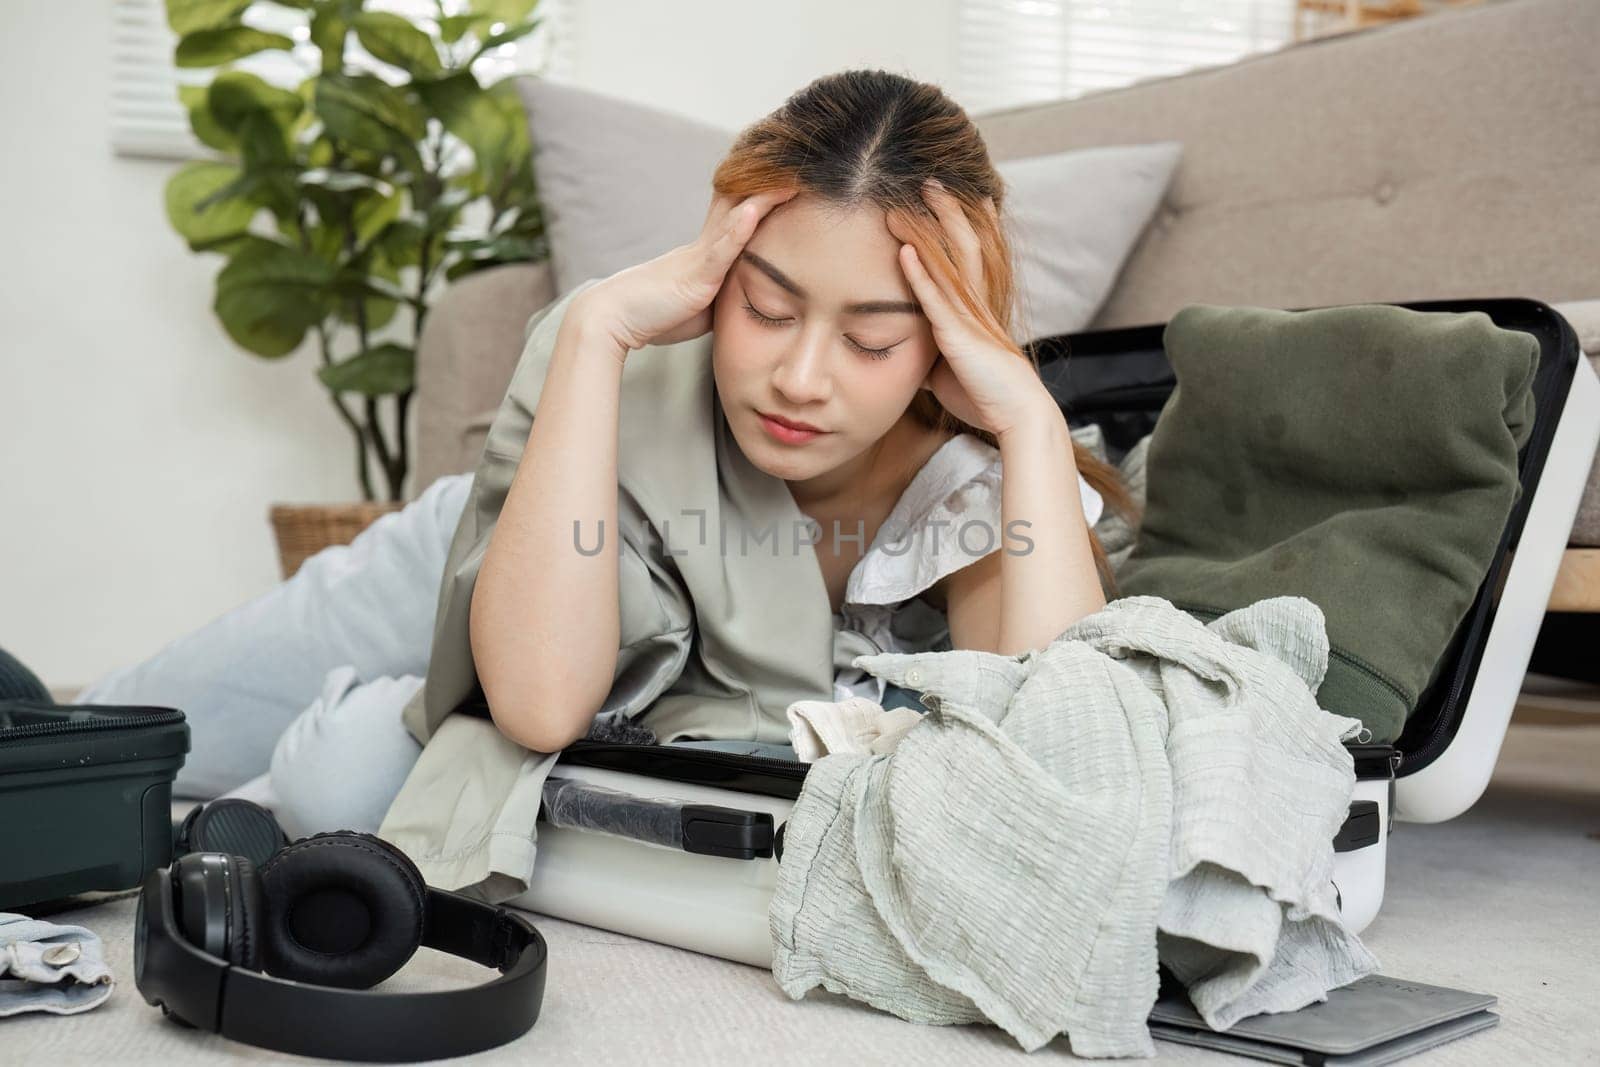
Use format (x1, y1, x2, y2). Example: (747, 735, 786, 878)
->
(575, 186, 799, 358)
(887, 180, 1058, 440)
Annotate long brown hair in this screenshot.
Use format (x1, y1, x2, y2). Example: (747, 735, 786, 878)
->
(710, 68, 1140, 597)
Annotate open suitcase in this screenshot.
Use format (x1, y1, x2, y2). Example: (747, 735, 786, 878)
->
(470, 298, 1599, 969)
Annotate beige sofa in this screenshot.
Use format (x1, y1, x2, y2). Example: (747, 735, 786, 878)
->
(412, 0, 1600, 601)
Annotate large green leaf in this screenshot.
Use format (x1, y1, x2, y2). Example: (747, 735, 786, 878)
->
(361, 252, 404, 331)
(236, 110, 292, 166)
(287, 77, 318, 141)
(484, 77, 531, 165)
(414, 68, 479, 123)
(330, 269, 410, 305)
(473, 17, 540, 57)
(353, 187, 405, 248)
(174, 26, 294, 68)
(316, 73, 426, 156)
(352, 12, 442, 76)
(177, 83, 237, 152)
(189, 232, 261, 255)
(469, 0, 539, 23)
(374, 218, 428, 271)
(164, 0, 252, 36)
(444, 233, 544, 281)
(237, 120, 302, 217)
(436, 13, 479, 43)
(416, 72, 520, 186)
(306, 133, 337, 168)
(309, 219, 347, 263)
(213, 239, 338, 357)
(373, 263, 404, 331)
(317, 342, 414, 396)
(207, 71, 303, 135)
(165, 161, 258, 248)
(310, 5, 350, 71)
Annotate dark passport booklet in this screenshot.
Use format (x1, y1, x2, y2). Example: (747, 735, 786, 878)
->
(1147, 972, 1499, 1065)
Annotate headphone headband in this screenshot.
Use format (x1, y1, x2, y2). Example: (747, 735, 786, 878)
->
(135, 867, 547, 1062)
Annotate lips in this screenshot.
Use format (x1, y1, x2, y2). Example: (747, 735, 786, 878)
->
(760, 411, 826, 433)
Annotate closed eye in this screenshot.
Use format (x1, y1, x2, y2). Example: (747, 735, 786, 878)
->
(740, 300, 900, 360)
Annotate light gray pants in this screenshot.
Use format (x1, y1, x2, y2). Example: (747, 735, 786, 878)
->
(74, 470, 810, 841)
(74, 473, 477, 840)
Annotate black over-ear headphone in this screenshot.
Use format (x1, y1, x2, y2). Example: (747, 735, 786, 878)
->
(134, 828, 548, 1062)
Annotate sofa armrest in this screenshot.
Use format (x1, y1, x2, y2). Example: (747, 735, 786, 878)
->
(412, 261, 560, 496)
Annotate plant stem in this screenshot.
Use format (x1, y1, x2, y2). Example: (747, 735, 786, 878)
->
(341, 197, 403, 502)
(300, 202, 374, 500)
(315, 322, 374, 500)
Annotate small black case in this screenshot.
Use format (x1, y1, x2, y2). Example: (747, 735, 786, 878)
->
(0, 699, 189, 910)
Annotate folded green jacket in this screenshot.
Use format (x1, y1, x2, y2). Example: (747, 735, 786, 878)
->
(1115, 303, 1538, 744)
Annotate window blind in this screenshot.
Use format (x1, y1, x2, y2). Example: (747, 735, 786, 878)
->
(956, 0, 1297, 114)
(110, 0, 578, 161)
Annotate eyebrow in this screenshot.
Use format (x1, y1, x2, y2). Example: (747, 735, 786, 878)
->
(739, 251, 921, 315)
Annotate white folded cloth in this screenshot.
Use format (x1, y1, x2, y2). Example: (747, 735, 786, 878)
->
(785, 696, 926, 762)
(0, 911, 115, 1017)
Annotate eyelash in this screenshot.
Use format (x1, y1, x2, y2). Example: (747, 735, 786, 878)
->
(740, 301, 899, 360)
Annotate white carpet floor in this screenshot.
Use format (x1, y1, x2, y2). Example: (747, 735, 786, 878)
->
(6, 714, 1598, 1064)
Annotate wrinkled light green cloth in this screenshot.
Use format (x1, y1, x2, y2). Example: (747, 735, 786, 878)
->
(768, 594, 1379, 1059)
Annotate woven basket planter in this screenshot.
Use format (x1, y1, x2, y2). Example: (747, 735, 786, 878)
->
(269, 501, 406, 580)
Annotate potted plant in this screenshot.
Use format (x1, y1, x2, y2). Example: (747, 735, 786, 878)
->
(161, 0, 549, 576)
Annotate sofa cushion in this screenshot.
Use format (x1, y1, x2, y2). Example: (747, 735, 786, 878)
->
(514, 77, 1180, 342)
(969, 0, 1600, 329)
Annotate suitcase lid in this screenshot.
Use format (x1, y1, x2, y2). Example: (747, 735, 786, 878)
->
(1036, 297, 1583, 777)
(0, 700, 190, 775)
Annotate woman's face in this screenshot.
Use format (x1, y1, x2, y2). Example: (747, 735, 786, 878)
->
(711, 192, 941, 508)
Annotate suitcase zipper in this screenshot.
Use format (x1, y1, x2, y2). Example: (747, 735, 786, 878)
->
(0, 701, 186, 744)
(565, 739, 808, 775)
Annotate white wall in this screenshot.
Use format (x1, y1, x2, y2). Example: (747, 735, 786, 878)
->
(0, 0, 960, 691)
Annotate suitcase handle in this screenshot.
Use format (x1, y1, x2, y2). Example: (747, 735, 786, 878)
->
(540, 776, 775, 860)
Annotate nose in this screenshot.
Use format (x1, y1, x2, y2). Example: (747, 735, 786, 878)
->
(769, 325, 833, 407)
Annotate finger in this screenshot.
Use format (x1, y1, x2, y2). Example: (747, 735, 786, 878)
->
(705, 201, 758, 267)
(703, 189, 793, 276)
(738, 186, 799, 220)
(707, 186, 794, 234)
(705, 191, 737, 229)
(921, 180, 984, 289)
(897, 241, 954, 333)
(896, 210, 967, 324)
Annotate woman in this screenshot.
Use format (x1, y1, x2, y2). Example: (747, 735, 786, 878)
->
(75, 69, 1137, 838)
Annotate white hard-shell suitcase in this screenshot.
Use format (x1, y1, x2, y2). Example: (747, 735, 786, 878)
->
(484, 298, 1599, 968)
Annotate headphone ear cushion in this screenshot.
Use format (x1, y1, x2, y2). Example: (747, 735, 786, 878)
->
(257, 831, 427, 989)
(227, 855, 264, 972)
(173, 803, 204, 857)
